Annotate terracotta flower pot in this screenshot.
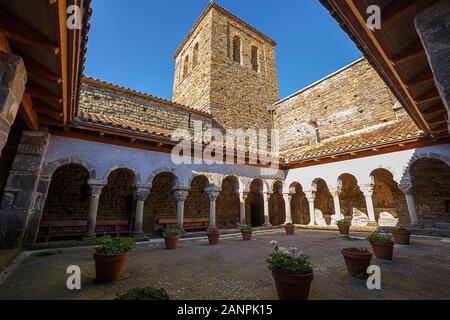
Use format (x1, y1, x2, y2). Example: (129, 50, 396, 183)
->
(94, 252, 129, 283)
(208, 231, 220, 245)
(392, 229, 410, 245)
(337, 224, 350, 236)
(272, 271, 313, 300)
(370, 240, 394, 260)
(341, 249, 372, 275)
(164, 235, 180, 250)
(242, 231, 252, 241)
(284, 224, 295, 235)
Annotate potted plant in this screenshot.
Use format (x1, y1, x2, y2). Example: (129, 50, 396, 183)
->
(367, 232, 394, 260)
(341, 248, 372, 277)
(267, 240, 314, 300)
(162, 228, 181, 250)
(284, 223, 295, 235)
(116, 287, 169, 300)
(336, 219, 350, 236)
(240, 224, 252, 241)
(94, 235, 135, 283)
(392, 227, 411, 245)
(207, 228, 220, 245)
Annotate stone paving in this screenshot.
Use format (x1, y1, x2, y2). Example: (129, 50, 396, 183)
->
(0, 229, 449, 300)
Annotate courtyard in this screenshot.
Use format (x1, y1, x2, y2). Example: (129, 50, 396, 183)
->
(1, 229, 449, 300)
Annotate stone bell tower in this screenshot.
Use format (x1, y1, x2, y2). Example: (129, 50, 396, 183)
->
(172, 2, 279, 131)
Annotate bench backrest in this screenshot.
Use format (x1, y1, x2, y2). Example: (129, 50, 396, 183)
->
(97, 220, 129, 226)
(40, 220, 87, 228)
(158, 217, 209, 224)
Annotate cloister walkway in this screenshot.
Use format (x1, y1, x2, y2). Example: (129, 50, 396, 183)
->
(1, 229, 449, 300)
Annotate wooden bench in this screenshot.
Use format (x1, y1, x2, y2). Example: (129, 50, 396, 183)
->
(96, 219, 131, 237)
(37, 219, 87, 242)
(158, 217, 210, 231)
(37, 218, 131, 242)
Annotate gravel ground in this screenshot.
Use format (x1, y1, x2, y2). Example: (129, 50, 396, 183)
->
(0, 229, 449, 300)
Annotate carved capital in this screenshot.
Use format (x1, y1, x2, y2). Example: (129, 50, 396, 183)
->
(88, 180, 106, 198)
(399, 178, 414, 195)
(358, 183, 374, 197)
(282, 193, 293, 202)
(174, 189, 190, 202)
(205, 186, 221, 201)
(329, 186, 341, 198)
(135, 189, 150, 202)
(304, 190, 316, 202)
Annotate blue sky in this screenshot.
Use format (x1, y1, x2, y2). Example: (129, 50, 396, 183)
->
(85, 0, 362, 100)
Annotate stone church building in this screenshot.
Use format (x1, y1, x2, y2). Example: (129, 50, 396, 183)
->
(0, 1, 449, 250)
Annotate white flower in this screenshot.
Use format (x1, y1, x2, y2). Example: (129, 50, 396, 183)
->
(270, 240, 278, 247)
(289, 247, 298, 255)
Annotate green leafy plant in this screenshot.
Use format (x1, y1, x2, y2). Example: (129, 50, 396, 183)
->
(336, 219, 350, 225)
(367, 232, 392, 243)
(240, 224, 252, 232)
(267, 240, 314, 276)
(162, 228, 182, 238)
(342, 247, 370, 254)
(96, 236, 135, 255)
(115, 287, 169, 300)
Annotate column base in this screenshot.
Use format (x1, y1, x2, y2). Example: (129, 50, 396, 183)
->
(82, 234, 97, 242)
(367, 221, 379, 227)
(133, 233, 150, 242)
(263, 223, 272, 228)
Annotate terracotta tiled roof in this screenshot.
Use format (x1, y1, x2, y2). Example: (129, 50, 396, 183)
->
(174, 2, 277, 58)
(281, 117, 424, 162)
(82, 77, 212, 117)
(76, 111, 175, 140)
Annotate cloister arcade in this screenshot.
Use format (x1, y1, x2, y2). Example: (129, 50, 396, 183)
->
(32, 147, 450, 243)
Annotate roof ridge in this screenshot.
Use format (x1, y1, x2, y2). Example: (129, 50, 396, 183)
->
(173, 2, 277, 58)
(81, 77, 211, 117)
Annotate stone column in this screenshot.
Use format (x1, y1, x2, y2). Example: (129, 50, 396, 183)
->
(305, 190, 316, 226)
(399, 180, 420, 226)
(206, 187, 221, 231)
(84, 181, 106, 239)
(262, 192, 272, 227)
(133, 185, 150, 239)
(239, 191, 248, 225)
(415, 1, 450, 131)
(283, 193, 293, 224)
(0, 52, 27, 157)
(0, 131, 50, 249)
(359, 183, 378, 226)
(330, 187, 343, 220)
(174, 189, 190, 231)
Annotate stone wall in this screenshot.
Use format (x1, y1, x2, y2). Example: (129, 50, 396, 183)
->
(173, 6, 279, 131)
(216, 178, 240, 227)
(79, 80, 212, 134)
(98, 169, 135, 219)
(412, 158, 450, 225)
(273, 59, 411, 153)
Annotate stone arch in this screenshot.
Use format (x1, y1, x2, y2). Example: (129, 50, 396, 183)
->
(37, 163, 92, 242)
(245, 178, 269, 193)
(147, 167, 182, 189)
(402, 152, 450, 182)
(289, 182, 310, 225)
(144, 171, 179, 234)
(187, 173, 213, 188)
(43, 157, 96, 180)
(103, 165, 140, 185)
(193, 42, 199, 67)
(246, 179, 266, 227)
(185, 174, 211, 219)
(409, 157, 450, 226)
(311, 178, 333, 226)
(217, 176, 241, 228)
(269, 180, 285, 226)
(232, 35, 241, 63)
(218, 174, 243, 193)
(369, 168, 407, 226)
(338, 173, 368, 226)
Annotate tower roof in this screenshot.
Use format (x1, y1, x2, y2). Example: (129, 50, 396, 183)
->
(173, 2, 277, 58)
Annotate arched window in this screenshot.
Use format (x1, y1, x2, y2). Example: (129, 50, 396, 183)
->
(183, 55, 189, 78)
(232, 36, 241, 63)
(251, 46, 258, 72)
(193, 43, 199, 67)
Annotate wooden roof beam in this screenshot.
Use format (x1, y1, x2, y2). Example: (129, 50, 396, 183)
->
(0, 9, 59, 54)
(422, 102, 445, 116)
(22, 55, 62, 83)
(39, 114, 63, 127)
(381, 0, 418, 26)
(390, 39, 425, 65)
(415, 88, 441, 105)
(20, 93, 40, 130)
(25, 81, 62, 102)
(33, 99, 63, 120)
(406, 68, 434, 87)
